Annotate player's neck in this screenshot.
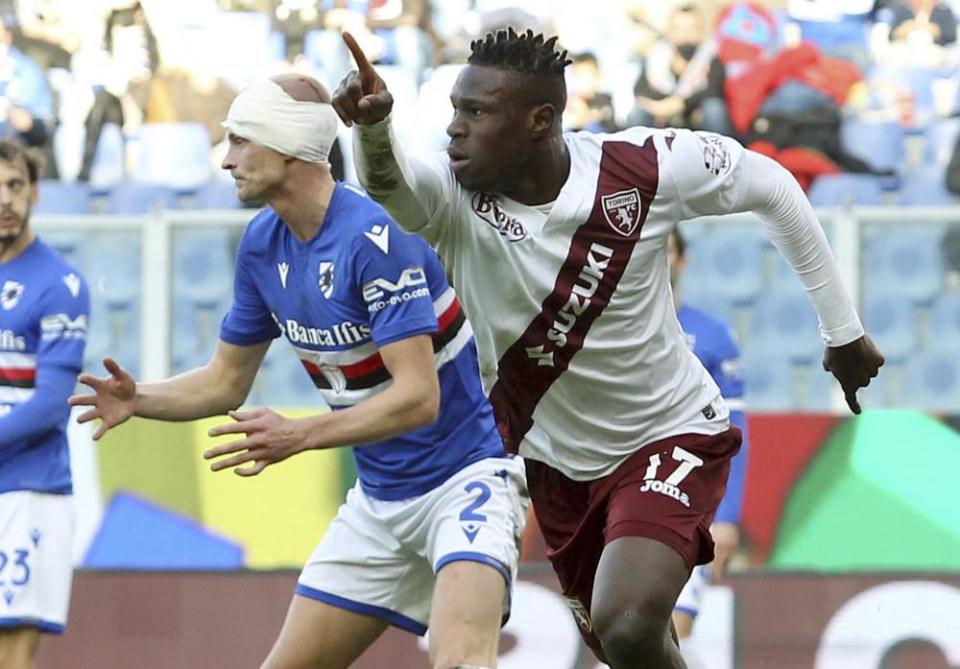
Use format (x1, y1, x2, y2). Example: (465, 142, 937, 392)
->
(501, 136, 570, 206)
(0, 227, 33, 264)
(270, 171, 336, 243)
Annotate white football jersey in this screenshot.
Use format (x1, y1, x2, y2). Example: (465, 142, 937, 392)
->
(356, 123, 862, 480)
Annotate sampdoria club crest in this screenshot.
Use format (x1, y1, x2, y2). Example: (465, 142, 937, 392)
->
(318, 262, 335, 299)
(1, 280, 24, 310)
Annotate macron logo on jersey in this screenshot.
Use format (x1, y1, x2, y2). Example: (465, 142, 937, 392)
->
(364, 224, 390, 254)
(278, 262, 290, 289)
(63, 273, 81, 298)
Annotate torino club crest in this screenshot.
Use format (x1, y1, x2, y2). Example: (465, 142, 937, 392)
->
(601, 188, 641, 237)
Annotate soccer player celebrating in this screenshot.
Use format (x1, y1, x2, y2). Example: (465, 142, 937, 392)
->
(668, 229, 749, 666)
(0, 141, 89, 669)
(70, 75, 527, 669)
(333, 28, 884, 668)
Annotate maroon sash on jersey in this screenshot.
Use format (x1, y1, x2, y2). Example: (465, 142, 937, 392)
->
(489, 138, 659, 453)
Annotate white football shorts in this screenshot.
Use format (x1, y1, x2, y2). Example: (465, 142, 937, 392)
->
(675, 562, 710, 618)
(296, 456, 529, 635)
(0, 491, 74, 633)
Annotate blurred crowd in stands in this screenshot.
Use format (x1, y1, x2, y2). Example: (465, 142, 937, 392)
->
(4, 0, 960, 211)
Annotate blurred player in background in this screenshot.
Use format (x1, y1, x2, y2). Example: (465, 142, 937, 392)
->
(334, 27, 884, 668)
(668, 229, 748, 667)
(69, 74, 526, 669)
(0, 141, 89, 669)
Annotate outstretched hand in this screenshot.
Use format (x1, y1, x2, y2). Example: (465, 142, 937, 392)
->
(203, 407, 308, 477)
(331, 31, 394, 127)
(822, 334, 885, 414)
(68, 357, 137, 440)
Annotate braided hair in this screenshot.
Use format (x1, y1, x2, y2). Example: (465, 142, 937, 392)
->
(468, 27, 571, 77)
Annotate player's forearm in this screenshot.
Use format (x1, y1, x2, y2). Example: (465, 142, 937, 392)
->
(0, 365, 75, 449)
(740, 151, 864, 347)
(354, 116, 434, 229)
(299, 376, 439, 451)
(133, 365, 248, 422)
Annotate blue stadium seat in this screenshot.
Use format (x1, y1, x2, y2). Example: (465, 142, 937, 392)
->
(133, 123, 212, 192)
(35, 179, 92, 215)
(862, 293, 917, 361)
(88, 122, 125, 192)
(103, 181, 180, 214)
(896, 166, 957, 206)
(743, 350, 796, 410)
(192, 180, 240, 209)
(928, 292, 960, 352)
(40, 229, 86, 265)
(807, 174, 885, 207)
(80, 232, 142, 307)
(863, 226, 944, 304)
(802, 363, 840, 411)
(685, 228, 765, 304)
(901, 351, 960, 412)
(172, 229, 234, 306)
(839, 119, 904, 176)
(171, 300, 222, 373)
(748, 291, 822, 363)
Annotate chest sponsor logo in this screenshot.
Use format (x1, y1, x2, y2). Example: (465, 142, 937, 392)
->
(361, 267, 428, 312)
(526, 242, 614, 367)
(40, 313, 88, 341)
(363, 224, 390, 254)
(0, 329, 26, 351)
(601, 188, 641, 237)
(63, 273, 81, 298)
(472, 192, 527, 242)
(1, 280, 24, 311)
(275, 315, 371, 347)
(318, 262, 335, 299)
(278, 262, 290, 289)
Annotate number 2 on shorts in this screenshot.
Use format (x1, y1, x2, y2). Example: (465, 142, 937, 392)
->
(460, 481, 492, 523)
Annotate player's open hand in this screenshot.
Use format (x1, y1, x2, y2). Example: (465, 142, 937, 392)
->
(332, 31, 393, 127)
(204, 407, 307, 476)
(822, 334, 885, 414)
(68, 357, 137, 440)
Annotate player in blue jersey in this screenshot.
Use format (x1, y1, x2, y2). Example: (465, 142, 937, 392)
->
(69, 74, 526, 669)
(668, 229, 749, 666)
(0, 140, 89, 669)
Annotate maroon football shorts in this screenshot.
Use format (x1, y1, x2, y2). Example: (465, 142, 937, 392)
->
(524, 428, 741, 653)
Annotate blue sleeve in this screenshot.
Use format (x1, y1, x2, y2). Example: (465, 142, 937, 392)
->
(712, 324, 748, 525)
(0, 273, 88, 449)
(352, 221, 438, 347)
(220, 248, 281, 346)
(35, 270, 89, 370)
(0, 365, 78, 449)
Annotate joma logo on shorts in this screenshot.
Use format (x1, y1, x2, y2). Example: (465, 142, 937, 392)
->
(639, 479, 690, 507)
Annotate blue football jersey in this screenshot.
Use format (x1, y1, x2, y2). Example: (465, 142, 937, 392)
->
(220, 183, 504, 500)
(678, 303, 749, 525)
(0, 238, 89, 494)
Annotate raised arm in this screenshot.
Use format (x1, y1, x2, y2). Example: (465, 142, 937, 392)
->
(69, 340, 270, 440)
(332, 32, 450, 243)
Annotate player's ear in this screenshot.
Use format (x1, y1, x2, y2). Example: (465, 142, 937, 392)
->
(528, 103, 557, 138)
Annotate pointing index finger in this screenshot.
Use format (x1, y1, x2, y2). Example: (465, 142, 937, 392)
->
(342, 32, 374, 80)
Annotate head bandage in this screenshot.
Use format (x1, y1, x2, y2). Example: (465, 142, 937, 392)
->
(222, 79, 339, 163)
